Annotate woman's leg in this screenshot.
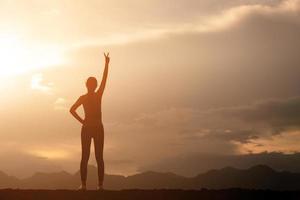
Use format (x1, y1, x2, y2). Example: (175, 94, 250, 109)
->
(81, 126, 92, 188)
(94, 125, 104, 188)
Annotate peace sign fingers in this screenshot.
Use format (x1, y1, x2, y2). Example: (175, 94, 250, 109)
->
(104, 52, 110, 64)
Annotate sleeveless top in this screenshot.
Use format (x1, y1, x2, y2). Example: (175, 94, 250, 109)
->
(81, 93, 102, 127)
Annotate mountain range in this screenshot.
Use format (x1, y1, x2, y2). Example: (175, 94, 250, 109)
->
(0, 165, 299, 190)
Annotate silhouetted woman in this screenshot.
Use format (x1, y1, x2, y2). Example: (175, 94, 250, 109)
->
(70, 53, 110, 190)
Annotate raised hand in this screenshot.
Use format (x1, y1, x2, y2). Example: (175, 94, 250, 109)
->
(104, 52, 110, 64)
(97, 52, 110, 95)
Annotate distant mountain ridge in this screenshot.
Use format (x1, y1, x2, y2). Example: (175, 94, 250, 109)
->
(0, 165, 299, 190)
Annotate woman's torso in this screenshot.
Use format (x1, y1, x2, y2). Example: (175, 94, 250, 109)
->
(81, 93, 102, 127)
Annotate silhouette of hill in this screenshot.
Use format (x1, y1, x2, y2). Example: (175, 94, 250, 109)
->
(1, 165, 300, 190)
(21, 171, 75, 189)
(0, 171, 19, 188)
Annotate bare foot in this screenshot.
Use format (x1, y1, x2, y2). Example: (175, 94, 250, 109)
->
(78, 185, 87, 191)
(97, 185, 104, 191)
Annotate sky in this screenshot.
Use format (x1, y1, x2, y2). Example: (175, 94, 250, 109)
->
(0, 0, 300, 178)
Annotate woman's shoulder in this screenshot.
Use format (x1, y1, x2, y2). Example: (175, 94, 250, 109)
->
(79, 94, 88, 101)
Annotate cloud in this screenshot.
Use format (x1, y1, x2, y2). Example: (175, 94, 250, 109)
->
(31, 73, 53, 94)
(220, 97, 300, 135)
(67, 0, 300, 46)
(0, 0, 295, 47)
(196, 0, 300, 32)
(54, 97, 68, 110)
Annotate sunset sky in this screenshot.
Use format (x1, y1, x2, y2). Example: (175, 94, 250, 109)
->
(1, 0, 300, 178)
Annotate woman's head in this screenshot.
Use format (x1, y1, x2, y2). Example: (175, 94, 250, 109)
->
(86, 77, 98, 92)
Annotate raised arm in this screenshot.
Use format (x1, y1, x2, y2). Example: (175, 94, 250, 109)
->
(69, 96, 84, 124)
(96, 53, 110, 96)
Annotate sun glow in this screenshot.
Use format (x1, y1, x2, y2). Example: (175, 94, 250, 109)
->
(0, 34, 64, 76)
(28, 149, 71, 160)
